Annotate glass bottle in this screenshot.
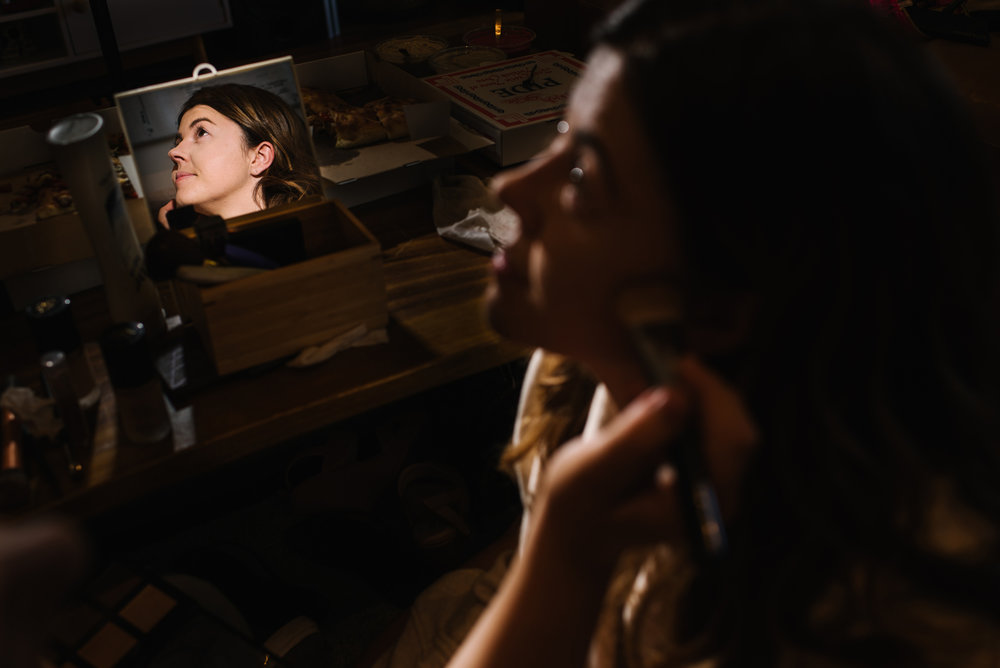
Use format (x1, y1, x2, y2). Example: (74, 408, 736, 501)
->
(100, 322, 172, 445)
(26, 295, 99, 409)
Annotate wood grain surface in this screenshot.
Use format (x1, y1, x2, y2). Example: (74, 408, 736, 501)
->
(4, 182, 528, 519)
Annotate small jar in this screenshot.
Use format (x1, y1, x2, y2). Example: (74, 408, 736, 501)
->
(26, 296, 99, 409)
(99, 322, 171, 445)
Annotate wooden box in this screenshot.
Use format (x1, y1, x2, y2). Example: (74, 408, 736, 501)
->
(171, 198, 387, 376)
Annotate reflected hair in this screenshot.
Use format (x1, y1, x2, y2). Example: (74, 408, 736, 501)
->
(178, 83, 321, 209)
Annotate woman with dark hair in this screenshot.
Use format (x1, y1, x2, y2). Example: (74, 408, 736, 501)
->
(439, 0, 1000, 666)
(160, 83, 321, 225)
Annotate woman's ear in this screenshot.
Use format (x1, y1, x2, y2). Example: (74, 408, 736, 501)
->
(250, 142, 275, 177)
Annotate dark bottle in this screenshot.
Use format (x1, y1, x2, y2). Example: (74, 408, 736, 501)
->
(99, 322, 171, 445)
(26, 296, 99, 409)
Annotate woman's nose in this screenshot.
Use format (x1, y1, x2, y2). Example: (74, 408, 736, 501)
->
(493, 157, 550, 239)
(167, 142, 184, 162)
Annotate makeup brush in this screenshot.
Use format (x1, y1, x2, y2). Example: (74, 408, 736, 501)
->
(617, 282, 728, 563)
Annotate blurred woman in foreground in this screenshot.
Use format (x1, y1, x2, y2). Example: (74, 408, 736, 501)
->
(450, 0, 1000, 665)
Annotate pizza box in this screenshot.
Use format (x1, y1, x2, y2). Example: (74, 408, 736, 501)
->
(424, 50, 586, 166)
(295, 51, 494, 206)
(170, 197, 387, 376)
(0, 108, 154, 307)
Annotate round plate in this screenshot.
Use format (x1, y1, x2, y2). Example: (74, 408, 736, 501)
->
(374, 34, 449, 66)
(428, 45, 508, 74)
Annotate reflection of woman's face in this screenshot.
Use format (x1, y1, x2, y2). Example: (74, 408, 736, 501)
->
(168, 104, 260, 219)
(487, 48, 679, 372)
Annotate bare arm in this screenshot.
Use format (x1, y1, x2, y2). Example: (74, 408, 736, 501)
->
(448, 388, 687, 668)
(448, 498, 630, 668)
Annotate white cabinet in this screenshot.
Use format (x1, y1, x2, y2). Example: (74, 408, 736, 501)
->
(0, 0, 231, 77)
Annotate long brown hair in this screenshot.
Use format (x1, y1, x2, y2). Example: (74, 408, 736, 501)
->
(603, 0, 1000, 663)
(178, 83, 321, 209)
(509, 0, 1000, 664)
(500, 351, 596, 473)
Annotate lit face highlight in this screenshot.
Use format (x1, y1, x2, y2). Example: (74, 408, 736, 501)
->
(487, 48, 679, 372)
(168, 105, 262, 219)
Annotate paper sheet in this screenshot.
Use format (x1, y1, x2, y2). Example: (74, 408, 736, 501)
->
(432, 175, 519, 253)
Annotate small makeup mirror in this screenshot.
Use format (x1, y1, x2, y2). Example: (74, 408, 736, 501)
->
(114, 56, 321, 225)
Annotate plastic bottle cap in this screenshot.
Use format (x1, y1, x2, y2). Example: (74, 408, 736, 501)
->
(40, 350, 67, 370)
(46, 113, 104, 146)
(100, 322, 158, 389)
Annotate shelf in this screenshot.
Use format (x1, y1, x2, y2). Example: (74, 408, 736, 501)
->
(0, 51, 75, 77)
(0, 11, 69, 73)
(0, 5, 56, 26)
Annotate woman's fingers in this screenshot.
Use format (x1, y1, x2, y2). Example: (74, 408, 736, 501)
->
(542, 387, 690, 508)
(533, 357, 759, 563)
(677, 357, 757, 454)
(157, 199, 176, 228)
(676, 357, 758, 515)
(609, 466, 685, 545)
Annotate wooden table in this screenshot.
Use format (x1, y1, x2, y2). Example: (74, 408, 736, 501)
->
(2, 182, 528, 521)
(928, 35, 1000, 152)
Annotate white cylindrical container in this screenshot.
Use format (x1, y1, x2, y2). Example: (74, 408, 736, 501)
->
(46, 113, 166, 341)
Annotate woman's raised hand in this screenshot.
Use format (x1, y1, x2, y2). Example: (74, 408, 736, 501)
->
(525, 356, 758, 574)
(157, 199, 176, 228)
(448, 357, 758, 668)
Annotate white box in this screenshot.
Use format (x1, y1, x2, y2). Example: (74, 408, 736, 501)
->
(296, 51, 494, 205)
(424, 51, 586, 166)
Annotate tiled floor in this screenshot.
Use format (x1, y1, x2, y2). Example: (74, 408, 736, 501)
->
(69, 359, 527, 667)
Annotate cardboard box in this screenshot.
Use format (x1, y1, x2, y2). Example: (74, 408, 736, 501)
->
(0, 108, 154, 306)
(296, 51, 493, 206)
(425, 51, 586, 166)
(171, 198, 387, 376)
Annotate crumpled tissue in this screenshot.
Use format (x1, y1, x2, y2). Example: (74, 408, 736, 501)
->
(432, 175, 518, 253)
(288, 323, 389, 368)
(1, 386, 61, 440)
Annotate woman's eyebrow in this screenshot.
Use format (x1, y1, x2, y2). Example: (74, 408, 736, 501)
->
(173, 117, 215, 145)
(572, 130, 619, 196)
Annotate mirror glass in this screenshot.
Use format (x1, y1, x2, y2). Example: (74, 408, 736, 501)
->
(115, 57, 321, 225)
